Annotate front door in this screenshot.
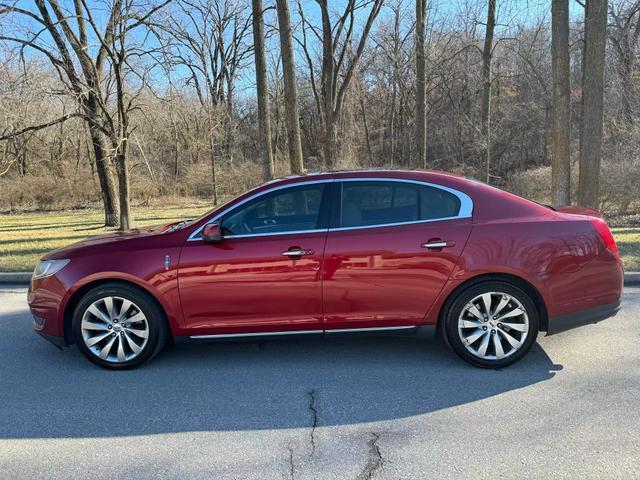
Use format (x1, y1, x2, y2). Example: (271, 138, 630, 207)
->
(178, 182, 330, 336)
(322, 180, 472, 331)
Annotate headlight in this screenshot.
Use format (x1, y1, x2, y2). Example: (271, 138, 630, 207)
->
(32, 259, 70, 280)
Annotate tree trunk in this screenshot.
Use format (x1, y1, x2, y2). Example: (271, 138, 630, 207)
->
(360, 97, 374, 165)
(415, 0, 428, 168)
(481, 0, 496, 184)
(88, 126, 119, 227)
(275, 0, 304, 175)
(114, 139, 132, 231)
(251, 0, 275, 181)
(551, 0, 571, 205)
(578, 0, 608, 209)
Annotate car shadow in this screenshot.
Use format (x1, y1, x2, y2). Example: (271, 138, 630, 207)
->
(0, 305, 562, 439)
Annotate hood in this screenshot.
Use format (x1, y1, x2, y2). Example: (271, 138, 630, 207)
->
(551, 205, 603, 218)
(43, 222, 173, 260)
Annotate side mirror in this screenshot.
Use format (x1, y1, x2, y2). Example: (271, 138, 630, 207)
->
(201, 222, 223, 242)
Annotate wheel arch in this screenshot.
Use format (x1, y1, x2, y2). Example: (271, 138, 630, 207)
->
(62, 278, 173, 345)
(437, 273, 549, 332)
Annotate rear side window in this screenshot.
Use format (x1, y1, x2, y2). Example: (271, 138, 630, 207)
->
(338, 181, 461, 228)
(419, 185, 461, 220)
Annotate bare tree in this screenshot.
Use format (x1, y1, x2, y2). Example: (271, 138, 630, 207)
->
(415, 0, 427, 168)
(0, 0, 122, 224)
(275, 0, 304, 174)
(161, 0, 253, 202)
(298, 0, 384, 167)
(251, 0, 275, 180)
(578, 0, 608, 208)
(551, 0, 571, 205)
(608, 0, 640, 125)
(480, 0, 496, 183)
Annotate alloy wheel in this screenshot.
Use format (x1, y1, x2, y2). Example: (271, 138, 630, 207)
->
(457, 291, 530, 361)
(80, 296, 149, 363)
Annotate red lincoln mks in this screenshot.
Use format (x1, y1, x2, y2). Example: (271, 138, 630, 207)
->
(27, 170, 623, 369)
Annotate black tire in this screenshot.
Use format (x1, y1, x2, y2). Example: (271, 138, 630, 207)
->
(72, 282, 168, 370)
(443, 281, 539, 368)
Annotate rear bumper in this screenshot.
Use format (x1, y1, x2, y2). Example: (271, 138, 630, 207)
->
(546, 300, 621, 335)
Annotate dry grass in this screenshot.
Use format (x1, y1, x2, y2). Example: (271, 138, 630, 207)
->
(0, 208, 638, 272)
(0, 205, 209, 272)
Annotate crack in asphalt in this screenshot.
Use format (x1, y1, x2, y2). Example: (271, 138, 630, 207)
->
(356, 433, 384, 480)
(307, 389, 318, 456)
(286, 445, 295, 480)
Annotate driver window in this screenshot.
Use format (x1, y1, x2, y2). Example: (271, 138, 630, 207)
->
(221, 184, 325, 236)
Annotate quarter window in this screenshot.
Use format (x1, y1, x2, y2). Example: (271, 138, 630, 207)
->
(221, 184, 325, 236)
(338, 181, 462, 228)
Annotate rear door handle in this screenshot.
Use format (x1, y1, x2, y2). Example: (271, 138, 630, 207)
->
(282, 248, 314, 257)
(421, 240, 455, 249)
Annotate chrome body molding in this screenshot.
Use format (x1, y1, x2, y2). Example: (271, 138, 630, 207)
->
(189, 330, 324, 340)
(187, 176, 474, 241)
(324, 325, 416, 334)
(188, 325, 417, 340)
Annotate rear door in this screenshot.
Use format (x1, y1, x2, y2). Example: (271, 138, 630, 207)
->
(322, 180, 473, 332)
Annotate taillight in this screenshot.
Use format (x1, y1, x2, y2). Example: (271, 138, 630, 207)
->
(590, 218, 618, 254)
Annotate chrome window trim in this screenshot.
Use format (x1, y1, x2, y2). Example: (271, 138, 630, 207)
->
(187, 179, 334, 241)
(187, 176, 473, 241)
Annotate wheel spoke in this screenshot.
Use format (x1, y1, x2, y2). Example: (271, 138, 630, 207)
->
(476, 332, 490, 357)
(126, 325, 149, 339)
(123, 331, 143, 355)
(87, 304, 110, 323)
(118, 299, 133, 320)
(480, 293, 492, 316)
(464, 328, 486, 345)
(496, 307, 525, 322)
(493, 333, 505, 359)
(460, 319, 484, 329)
(98, 335, 117, 359)
(85, 332, 111, 347)
(126, 312, 146, 324)
(493, 296, 510, 316)
(116, 335, 126, 362)
(103, 297, 116, 320)
(500, 321, 528, 332)
(81, 320, 109, 331)
(465, 303, 484, 320)
(498, 328, 522, 349)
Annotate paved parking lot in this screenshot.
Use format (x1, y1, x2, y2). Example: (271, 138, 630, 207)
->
(0, 285, 639, 479)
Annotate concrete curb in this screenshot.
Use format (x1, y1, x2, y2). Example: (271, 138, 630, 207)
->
(0, 272, 32, 284)
(2, 271, 640, 285)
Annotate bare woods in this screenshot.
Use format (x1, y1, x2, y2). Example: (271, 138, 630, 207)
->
(1, 0, 639, 227)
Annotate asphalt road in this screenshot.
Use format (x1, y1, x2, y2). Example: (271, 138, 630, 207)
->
(0, 285, 639, 479)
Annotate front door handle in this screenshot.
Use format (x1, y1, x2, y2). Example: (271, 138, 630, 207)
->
(282, 248, 314, 257)
(421, 240, 455, 249)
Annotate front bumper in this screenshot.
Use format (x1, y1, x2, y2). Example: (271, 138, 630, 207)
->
(547, 300, 621, 335)
(35, 329, 68, 349)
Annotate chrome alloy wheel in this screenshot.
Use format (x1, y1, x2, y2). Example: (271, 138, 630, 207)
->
(457, 292, 530, 361)
(80, 296, 149, 363)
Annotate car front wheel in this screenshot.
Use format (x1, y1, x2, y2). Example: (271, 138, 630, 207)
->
(444, 281, 539, 368)
(72, 283, 168, 369)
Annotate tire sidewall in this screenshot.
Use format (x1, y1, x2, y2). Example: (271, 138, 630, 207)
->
(72, 283, 165, 370)
(444, 281, 539, 368)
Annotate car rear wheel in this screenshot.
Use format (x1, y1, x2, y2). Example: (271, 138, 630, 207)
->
(72, 283, 168, 369)
(443, 281, 539, 368)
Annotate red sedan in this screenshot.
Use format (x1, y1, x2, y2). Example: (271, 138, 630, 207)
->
(27, 170, 623, 369)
